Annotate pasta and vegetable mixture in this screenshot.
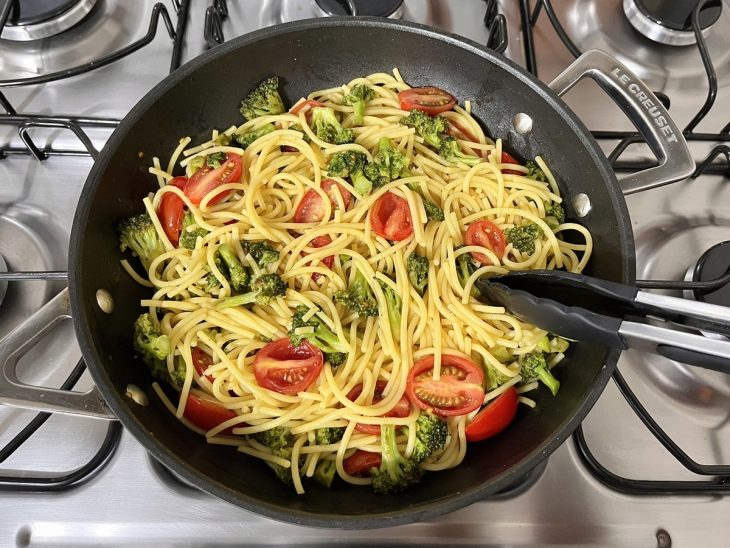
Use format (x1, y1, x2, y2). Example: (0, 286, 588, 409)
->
(119, 70, 592, 494)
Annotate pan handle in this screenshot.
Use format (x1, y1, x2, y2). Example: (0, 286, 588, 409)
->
(0, 288, 115, 420)
(548, 49, 695, 195)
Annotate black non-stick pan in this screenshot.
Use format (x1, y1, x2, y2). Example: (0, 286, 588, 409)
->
(0, 18, 695, 528)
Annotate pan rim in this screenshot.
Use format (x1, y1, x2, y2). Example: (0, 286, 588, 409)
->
(69, 16, 634, 528)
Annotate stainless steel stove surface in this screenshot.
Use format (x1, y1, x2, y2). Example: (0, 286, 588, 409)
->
(1, 1, 729, 546)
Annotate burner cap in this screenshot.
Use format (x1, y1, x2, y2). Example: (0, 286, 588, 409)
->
(623, 0, 723, 46)
(1, 0, 98, 42)
(693, 241, 730, 306)
(314, 0, 403, 18)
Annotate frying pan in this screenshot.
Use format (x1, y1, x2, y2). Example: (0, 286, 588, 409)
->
(0, 18, 695, 528)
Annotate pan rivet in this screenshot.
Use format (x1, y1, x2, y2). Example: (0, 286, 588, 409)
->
(573, 193, 592, 217)
(96, 289, 114, 314)
(512, 113, 533, 134)
(126, 384, 149, 407)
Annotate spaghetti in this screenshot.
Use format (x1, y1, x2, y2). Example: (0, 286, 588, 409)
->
(122, 70, 592, 495)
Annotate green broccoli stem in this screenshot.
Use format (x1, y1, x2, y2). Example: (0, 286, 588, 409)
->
(380, 281, 402, 341)
(537, 367, 560, 396)
(352, 171, 372, 195)
(352, 100, 365, 126)
(379, 425, 402, 480)
(217, 292, 256, 309)
(313, 459, 337, 488)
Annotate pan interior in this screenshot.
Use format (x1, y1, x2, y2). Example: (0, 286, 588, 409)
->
(70, 19, 632, 526)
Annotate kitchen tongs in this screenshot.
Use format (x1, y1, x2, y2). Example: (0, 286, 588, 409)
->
(475, 271, 730, 373)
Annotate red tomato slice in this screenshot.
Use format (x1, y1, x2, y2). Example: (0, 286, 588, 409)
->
(406, 354, 485, 417)
(465, 386, 519, 442)
(158, 176, 188, 246)
(343, 450, 382, 477)
(294, 179, 352, 224)
(370, 192, 414, 242)
(253, 338, 324, 395)
(322, 179, 352, 211)
(465, 220, 506, 266)
(184, 153, 242, 206)
(500, 151, 522, 175)
(398, 86, 456, 115)
(309, 234, 334, 282)
(290, 99, 325, 115)
(346, 380, 411, 435)
(192, 347, 215, 383)
(183, 393, 237, 434)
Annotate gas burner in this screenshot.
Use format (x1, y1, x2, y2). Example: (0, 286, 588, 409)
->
(693, 240, 730, 306)
(313, 0, 404, 18)
(0, 0, 99, 42)
(623, 0, 722, 46)
(554, 0, 730, 89)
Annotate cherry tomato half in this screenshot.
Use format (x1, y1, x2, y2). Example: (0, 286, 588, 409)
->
(370, 192, 414, 242)
(192, 347, 215, 383)
(253, 338, 323, 395)
(294, 179, 352, 224)
(465, 386, 519, 442)
(398, 86, 457, 116)
(183, 393, 237, 434)
(406, 354, 485, 417)
(309, 234, 334, 283)
(158, 176, 188, 246)
(500, 152, 522, 176)
(184, 153, 242, 206)
(343, 450, 382, 477)
(465, 220, 506, 266)
(346, 380, 411, 435)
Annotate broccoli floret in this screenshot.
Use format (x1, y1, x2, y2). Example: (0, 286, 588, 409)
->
(289, 305, 348, 355)
(179, 211, 208, 250)
(411, 412, 448, 464)
(401, 109, 447, 149)
(217, 243, 250, 291)
(252, 426, 292, 450)
(170, 356, 188, 390)
(118, 213, 166, 271)
(239, 76, 286, 121)
(241, 240, 279, 269)
(544, 201, 565, 230)
(370, 425, 423, 495)
(325, 352, 347, 368)
(526, 160, 547, 182)
(505, 223, 542, 254)
(310, 106, 355, 144)
(234, 123, 275, 148)
(373, 137, 410, 181)
(362, 162, 390, 190)
(216, 273, 286, 308)
(455, 248, 479, 297)
(379, 280, 402, 341)
(333, 269, 378, 317)
(407, 253, 429, 295)
(328, 150, 373, 195)
(315, 427, 345, 446)
(206, 151, 227, 168)
(313, 459, 337, 488)
(438, 136, 481, 166)
(204, 252, 228, 294)
(133, 312, 172, 380)
(252, 427, 295, 486)
(521, 353, 560, 396)
(343, 84, 376, 126)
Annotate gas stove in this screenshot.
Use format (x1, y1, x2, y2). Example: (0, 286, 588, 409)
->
(1, 0, 729, 546)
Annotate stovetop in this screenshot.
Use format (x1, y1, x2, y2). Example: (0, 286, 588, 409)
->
(1, 1, 729, 546)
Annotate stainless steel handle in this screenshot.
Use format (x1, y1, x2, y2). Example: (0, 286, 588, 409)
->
(548, 49, 695, 195)
(0, 288, 115, 419)
(619, 321, 730, 374)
